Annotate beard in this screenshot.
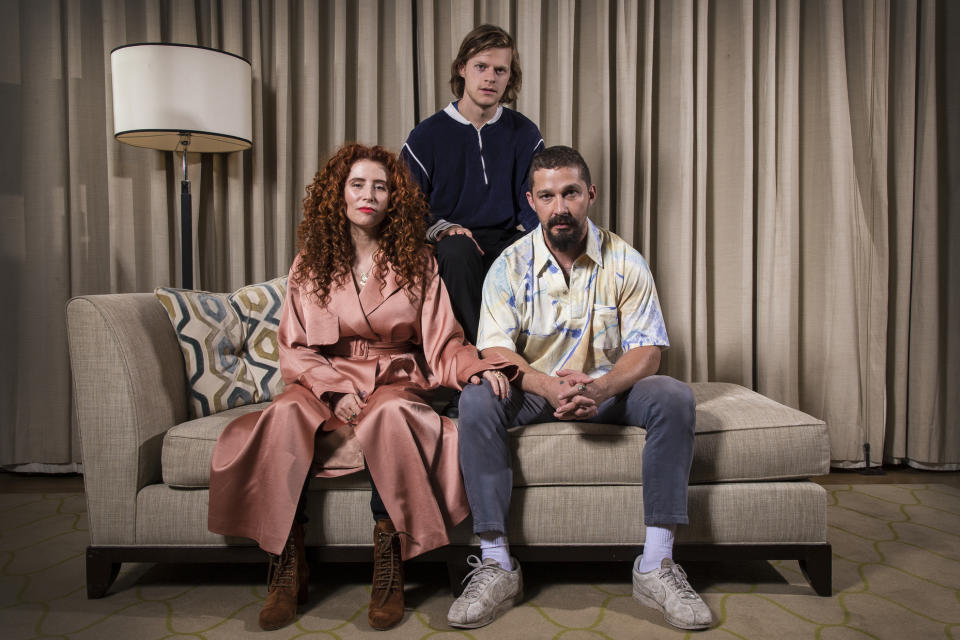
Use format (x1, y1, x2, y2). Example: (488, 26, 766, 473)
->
(546, 213, 583, 252)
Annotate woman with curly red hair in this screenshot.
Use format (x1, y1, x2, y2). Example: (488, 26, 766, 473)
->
(207, 144, 513, 631)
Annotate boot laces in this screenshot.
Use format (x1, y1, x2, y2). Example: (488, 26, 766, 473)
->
(459, 555, 500, 600)
(659, 562, 699, 601)
(372, 528, 413, 606)
(267, 535, 298, 591)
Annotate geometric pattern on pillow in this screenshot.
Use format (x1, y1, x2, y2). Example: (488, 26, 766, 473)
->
(155, 277, 287, 418)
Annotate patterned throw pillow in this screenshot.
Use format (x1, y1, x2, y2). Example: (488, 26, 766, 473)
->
(155, 277, 287, 418)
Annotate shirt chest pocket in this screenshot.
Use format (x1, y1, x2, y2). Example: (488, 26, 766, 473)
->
(591, 305, 621, 350)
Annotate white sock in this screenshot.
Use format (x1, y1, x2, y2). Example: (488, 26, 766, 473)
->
(637, 525, 675, 573)
(479, 532, 512, 571)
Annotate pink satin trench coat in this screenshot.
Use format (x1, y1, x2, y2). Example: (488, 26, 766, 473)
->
(208, 251, 508, 559)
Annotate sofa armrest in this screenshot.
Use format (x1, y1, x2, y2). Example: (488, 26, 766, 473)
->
(66, 293, 187, 545)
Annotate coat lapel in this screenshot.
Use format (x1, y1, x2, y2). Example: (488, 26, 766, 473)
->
(359, 264, 404, 316)
(328, 277, 376, 338)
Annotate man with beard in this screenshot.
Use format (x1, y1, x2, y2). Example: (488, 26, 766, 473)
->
(447, 146, 712, 631)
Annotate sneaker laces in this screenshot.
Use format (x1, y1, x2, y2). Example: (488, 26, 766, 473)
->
(658, 562, 700, 601)
(266, 535, 298, 591)
(372, 528, 413, 606)
(459, 555, 501, 601)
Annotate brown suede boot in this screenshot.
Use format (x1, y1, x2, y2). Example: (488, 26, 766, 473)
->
(368, 518, 406, 630)
(259, 523, 309, 630)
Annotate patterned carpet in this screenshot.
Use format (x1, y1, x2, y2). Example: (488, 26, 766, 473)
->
(2, 484, 959, 639)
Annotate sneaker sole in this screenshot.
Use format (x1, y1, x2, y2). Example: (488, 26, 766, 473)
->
(447, 592, 523, 629)
(633, 584, 710, 631)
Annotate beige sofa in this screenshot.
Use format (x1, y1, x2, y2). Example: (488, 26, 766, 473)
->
(66, 292, 832, 599)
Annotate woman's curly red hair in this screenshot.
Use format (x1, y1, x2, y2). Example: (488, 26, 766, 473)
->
(295, 144, 429, 306)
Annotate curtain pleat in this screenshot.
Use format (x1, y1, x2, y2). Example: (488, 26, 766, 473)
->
(902, 0, 959, 468)
(755, 0, 801, 409)
(1, 0, 957, 471)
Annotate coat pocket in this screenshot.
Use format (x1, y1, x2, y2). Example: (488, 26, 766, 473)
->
(306, 309, 340, 346)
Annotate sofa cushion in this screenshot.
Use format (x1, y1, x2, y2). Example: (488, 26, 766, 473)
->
(510, 382, 828, 485)
(161, 382, 828, 489)
(155, 278, 287, 418)
(686, 382, 830, 483)
(162, 403, 268, 487)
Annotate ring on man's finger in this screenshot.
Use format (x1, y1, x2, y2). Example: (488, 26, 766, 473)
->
(577, 383, 587, 393)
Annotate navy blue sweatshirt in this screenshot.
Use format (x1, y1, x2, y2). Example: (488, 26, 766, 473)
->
(401, 103, 544, 239)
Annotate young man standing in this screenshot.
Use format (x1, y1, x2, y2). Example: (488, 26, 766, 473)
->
(447, 146, 713, 631)
(401, 24, 544, 354)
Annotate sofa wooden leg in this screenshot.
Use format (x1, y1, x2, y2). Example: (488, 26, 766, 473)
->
(86, 547, 120, 598)
(799, 544, 832, 596)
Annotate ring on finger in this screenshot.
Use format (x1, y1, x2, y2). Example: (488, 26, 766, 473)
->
(577, 383, 587, 393)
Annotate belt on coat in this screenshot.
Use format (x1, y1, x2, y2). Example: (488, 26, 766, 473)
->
(323, 339, 414, 359)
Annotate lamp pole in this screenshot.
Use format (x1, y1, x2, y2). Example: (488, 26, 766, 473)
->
(179, 134, 193, 290)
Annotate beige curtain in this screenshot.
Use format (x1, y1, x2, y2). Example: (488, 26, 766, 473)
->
(1, 0, 957, 471)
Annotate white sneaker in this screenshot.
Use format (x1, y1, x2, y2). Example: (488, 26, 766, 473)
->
(447, 555, 523, 628)
(632, 557, 713, 630)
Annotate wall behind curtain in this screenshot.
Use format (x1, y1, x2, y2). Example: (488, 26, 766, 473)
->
(1, 0, 957, 471)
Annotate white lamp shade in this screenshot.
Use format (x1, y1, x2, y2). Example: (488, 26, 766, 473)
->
(111, 43, 252, 153)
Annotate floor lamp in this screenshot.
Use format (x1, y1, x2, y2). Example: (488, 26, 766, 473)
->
(110, 43, 253, 290)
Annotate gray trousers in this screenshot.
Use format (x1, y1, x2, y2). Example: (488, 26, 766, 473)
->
(457, 374, 696, 535)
